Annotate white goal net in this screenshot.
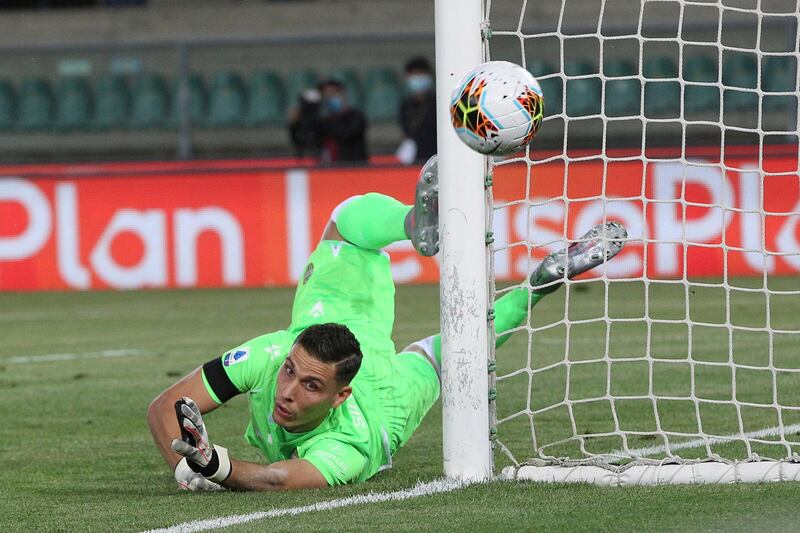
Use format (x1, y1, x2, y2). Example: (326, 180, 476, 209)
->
(482, 0, 800, 485)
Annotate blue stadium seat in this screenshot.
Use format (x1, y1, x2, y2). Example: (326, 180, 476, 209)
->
(187, 74, 208, 126)
(170, 73, 207, 128)
(131, 73, 170, 129)
(762, 55, 796, 112)
(0, 79, 16, 131)
(723, 52, 758, 87)
(285, 69, 320, 107)
(245, 70, 285, 126)
(722, 52, 758, 112)
(55, 76, 93, 131)
(643, 56, 680, 117)
(528, 61, 562, 116)
(92, 74, 130, 130)
(17, 77, 55, 131)
(683, 56, 720, 116)
(603, 58, 640, 117)
(564, 60, 601, 117)
(364, 66, 402, 122)
(207, 71, 247, 127)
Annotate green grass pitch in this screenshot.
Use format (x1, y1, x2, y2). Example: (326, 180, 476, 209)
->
(2, 280, 800, 532)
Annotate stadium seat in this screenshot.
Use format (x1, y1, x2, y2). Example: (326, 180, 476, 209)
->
(643, 56, 680, 117)
(326, 67, 363, 109)
(762, 55, 796, 93)
(364, 66, 398, 87)
(285, 69, 320, 107)
(167, 73, 207, 129)
(722, 52, 758, 112)
(762, 55, 796, 112)
(92, 74, 130, 130)
(603, 58, 640, 117)
(528, 62, 562, 116)
(722, 87, 758, 113)
(528, 60, 557, 77)
(564, 60, 601, 117)
(364, 67, 402, 122)
(17, 77, 55, 131)
(683, 56, 720, 116)
(723, 52, 757, 86)
(245, 70, 286, 126)
(130, 73, 170, 129)
(0, 80, 16, 131)
(207, 71, 247, 127)
(55, 76, 93, 131)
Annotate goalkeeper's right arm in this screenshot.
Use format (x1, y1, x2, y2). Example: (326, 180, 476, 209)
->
(147, 367, 220, 470)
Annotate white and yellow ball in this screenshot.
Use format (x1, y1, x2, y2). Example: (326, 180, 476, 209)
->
(450, 60, 544, 155)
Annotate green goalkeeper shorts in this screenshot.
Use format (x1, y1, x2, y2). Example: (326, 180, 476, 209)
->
(384, 350, 440, 450)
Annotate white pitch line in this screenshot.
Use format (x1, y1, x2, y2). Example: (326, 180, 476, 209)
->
(4, 348, 148, 364)
(607, 423, 800, 459)
(142, 478, 468, 533)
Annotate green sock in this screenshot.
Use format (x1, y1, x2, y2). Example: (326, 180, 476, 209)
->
(335, 193, 411, 250)
(495, 287, 544, 349)
(425, 287, 544, 367)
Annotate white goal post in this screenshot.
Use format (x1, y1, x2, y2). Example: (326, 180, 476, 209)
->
(436, 0, 800, 485)
(435, 0, 494, 482)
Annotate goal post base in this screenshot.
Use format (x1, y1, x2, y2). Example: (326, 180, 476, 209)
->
(501, 460, 800, 486)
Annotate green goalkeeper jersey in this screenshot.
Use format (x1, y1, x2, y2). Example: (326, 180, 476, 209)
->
(201, 241, 440, 485)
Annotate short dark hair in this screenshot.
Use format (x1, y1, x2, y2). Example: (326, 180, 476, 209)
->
(405, 56, 433, 73)
(294, 323, 362, 385)
(319, 79, 345, 92)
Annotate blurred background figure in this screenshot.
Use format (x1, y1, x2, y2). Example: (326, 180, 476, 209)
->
(397, 56, 436, 165)
(318, 79, 368, 164)
(288, 87, 322, 158)
(287, 79, 368, 164)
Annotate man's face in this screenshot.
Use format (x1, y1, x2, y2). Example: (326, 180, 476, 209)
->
(321, 84, 346, 114)
(321, 84, 343, 99)
(273, 343, 351, 433)
(405, 68, 434, 95)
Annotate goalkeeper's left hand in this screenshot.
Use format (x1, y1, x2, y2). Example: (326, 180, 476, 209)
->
(170, 397, 232, 484)
(174, 458, 224, 491)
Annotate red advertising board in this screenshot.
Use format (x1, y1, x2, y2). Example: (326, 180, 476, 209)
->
(1, 150, 798, 291)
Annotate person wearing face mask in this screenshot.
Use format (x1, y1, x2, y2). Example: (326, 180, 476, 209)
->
(317, 79, 368, 164)
(288, 88, 323, 158)
(397, 56, 437, 165)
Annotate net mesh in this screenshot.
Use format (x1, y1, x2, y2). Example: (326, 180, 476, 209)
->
(484, 0, 800, 471)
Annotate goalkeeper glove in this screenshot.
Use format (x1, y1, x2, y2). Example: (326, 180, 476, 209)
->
(174, 458, 224, 491)
(170, 397, 232, 484)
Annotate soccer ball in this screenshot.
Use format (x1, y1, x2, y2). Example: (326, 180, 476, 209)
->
(450, 60, 544, 155)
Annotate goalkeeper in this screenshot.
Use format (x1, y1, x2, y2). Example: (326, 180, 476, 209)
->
(147, 156, 627, 491)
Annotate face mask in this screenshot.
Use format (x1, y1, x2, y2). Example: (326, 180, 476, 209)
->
(406, 74, 433, 94)
(325, 96, 344, 113)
